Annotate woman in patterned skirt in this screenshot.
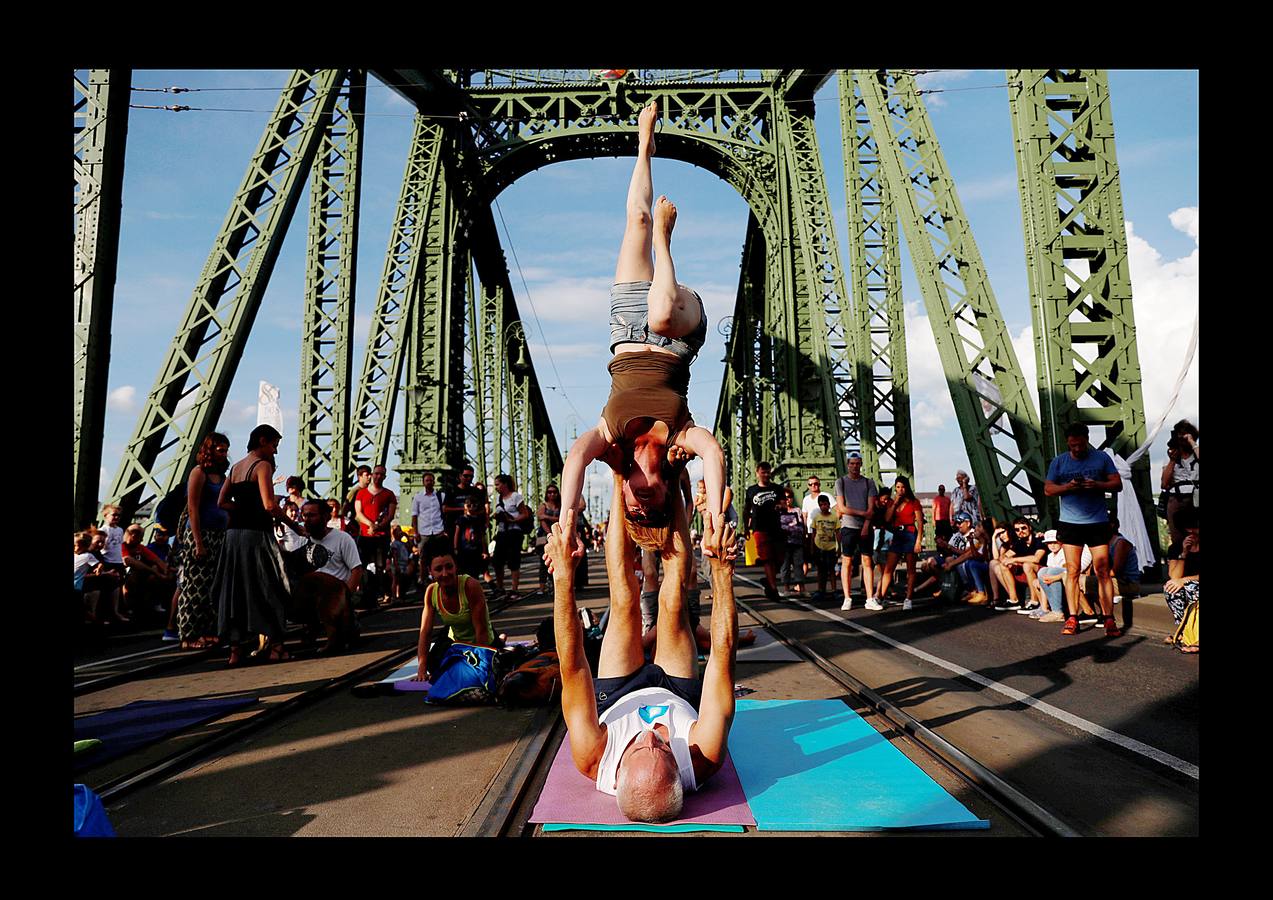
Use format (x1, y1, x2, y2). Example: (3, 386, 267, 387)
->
(175, 432, 231, 649)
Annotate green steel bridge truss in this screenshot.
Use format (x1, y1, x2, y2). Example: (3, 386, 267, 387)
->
(75, 68, 1152, 543)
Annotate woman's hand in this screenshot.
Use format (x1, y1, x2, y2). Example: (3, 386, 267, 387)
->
(194, 541, 207, 561)
(667, 444, 693, 467)
(1164, 578, 1183, 593)
(545, 521, 576, 578)
(701, 486, 732, 558)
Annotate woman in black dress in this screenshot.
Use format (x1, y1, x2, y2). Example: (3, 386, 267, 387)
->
(213, 424, 304, 666)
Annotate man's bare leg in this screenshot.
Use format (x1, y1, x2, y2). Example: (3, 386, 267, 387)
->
(613, 103, 658, 284)
(1089, 545, 1115, 617)
(597, 477, 646, 679)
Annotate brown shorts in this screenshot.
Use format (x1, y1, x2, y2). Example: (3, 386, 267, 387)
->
(753, 530, 782, 563)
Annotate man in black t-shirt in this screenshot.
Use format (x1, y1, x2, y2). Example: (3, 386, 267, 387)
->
(991, 517, 1047, 611)
(744, 461, 785, 602)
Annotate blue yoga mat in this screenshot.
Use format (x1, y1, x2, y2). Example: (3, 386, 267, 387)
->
(73, 696, 258, 772)
(729, 699, 989, 831)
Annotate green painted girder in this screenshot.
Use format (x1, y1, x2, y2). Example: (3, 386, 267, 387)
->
(858, 70, 1047, 522)
(105, 69, 346, 522)
(841, 71, 913, 487)
(1008, 70, 1154, 533)
(298, 71, 365, 501)
(348, 114, 445, 477)
(74, 69, 130, 528)
(773, 97, 852, 487)
(397, 124, 464, 504)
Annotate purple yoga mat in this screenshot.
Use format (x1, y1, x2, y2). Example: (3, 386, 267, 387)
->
(529, 735, 755, 827)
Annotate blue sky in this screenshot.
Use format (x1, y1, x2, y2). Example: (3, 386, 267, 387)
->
(87, 69, 1199, 520)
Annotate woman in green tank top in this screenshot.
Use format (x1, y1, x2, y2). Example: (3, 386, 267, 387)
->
(412, 549, 499, 681)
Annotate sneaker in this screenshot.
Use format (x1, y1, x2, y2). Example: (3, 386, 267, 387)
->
(864, 597, 884, 611)
(161, 629, 180, 642)
(1113, 595, 1122, 605)
(966, 591, 990, 606)
(902, 599, 913, 611)
(1038, 610, 1065, 623)
(993, 601, 1021, 612)
(1028, 606, 1048, 619)
(1015, 604, 1040, 615)
(840, 597, 853, 611)
(1103, 616, 1122, 638)
(1061, 616, 1079, 635)
(1077, 613, 1100, 626)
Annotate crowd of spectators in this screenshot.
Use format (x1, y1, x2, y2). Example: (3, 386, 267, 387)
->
(731, 420, 1199, 648)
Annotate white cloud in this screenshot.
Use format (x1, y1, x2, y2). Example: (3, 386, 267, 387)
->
(526, 341, 602, 361)
(107, 385, 137, 412)
(957, 173, 1018, 203)
(895, 207, 1198, 485)
(517, 275, 613, 322)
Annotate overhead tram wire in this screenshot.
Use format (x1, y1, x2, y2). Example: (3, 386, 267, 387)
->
(490, 196, 585, 429)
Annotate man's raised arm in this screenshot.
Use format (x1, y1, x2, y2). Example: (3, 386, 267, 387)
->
(545, 519, 605, 777)
(690, 513, 739, 778)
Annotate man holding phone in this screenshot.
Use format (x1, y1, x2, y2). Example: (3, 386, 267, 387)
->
(1043, 423, 1122, 637)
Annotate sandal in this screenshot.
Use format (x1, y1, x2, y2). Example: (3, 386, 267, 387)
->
(1179, 644, 1199, 654)
(266, 642, 291, 663)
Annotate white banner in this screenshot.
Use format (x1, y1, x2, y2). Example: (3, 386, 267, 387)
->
(257, 381, 283, 432)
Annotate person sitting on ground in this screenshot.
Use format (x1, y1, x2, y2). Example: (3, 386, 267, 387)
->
(912, 520, 955, 598)
(1163, 507, 1199, 636)
(121, 524, 177, 628)
(558, 101, 727, 566)
(1034, 530, 1093, 623)
(74, 531, 105, 625)
(276, 500, 309, 552)
(945, 513, 990, 605)
(86, 529, 127, 623)
(283, 475, 306, 512)
(326, 498, 344, 530)
(991, 517, 1047, 612)
(809, 494, 840, 602)
(412, 541, 503, 681)
(294, 498, 363, 654)
(545, 471, 739, 824)
(147, 527, 172, 564)
(1102, 515, 1142, 604)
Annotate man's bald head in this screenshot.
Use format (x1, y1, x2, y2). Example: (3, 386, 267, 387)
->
(614, 731, 684, 823)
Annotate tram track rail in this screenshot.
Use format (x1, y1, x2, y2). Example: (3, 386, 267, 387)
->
(82, 591, 537, 806)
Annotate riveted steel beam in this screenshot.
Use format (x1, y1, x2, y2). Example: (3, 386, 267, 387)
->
(1009, 69, 1153, 533)
(841, 71, 912, 485)
(105, 69, 345, 522)
(298, 71, 365, 501)
(74, 69, 131, 527)
(859, 70, 1047, 522)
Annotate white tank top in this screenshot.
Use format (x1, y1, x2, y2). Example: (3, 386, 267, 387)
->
(595, 687, 699, 796)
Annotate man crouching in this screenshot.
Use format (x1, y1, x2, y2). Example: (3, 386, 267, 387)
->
(544, 472, 738, 823)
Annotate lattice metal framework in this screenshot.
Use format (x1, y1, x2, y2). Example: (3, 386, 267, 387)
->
(104, 69, 345, 521)
(298, 71, 365, 499)
(841, 71, 912, 485)
(858, 70, 1047, 522)
(74, 69, 130, 527)
(1009, 69, 1153, 531)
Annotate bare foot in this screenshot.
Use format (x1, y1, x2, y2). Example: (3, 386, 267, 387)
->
(654, 195, 677, 242)
(638, 101, 659, 155)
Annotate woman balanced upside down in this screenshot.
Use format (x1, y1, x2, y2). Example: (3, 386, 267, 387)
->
(558, 100, 727, 560)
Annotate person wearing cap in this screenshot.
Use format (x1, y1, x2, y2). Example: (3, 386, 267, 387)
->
(1034, 529, 1091, 622)
(834, 451, 879, 610)
(1043, 422, 1122, 637)
(944, 512, 990, 604)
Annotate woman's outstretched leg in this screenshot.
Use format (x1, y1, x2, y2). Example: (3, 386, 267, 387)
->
(649, 195, 703, 339)
(613, 102, 658, 284)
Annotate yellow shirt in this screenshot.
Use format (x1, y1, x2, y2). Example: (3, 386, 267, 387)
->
(811, 511, 839, 552)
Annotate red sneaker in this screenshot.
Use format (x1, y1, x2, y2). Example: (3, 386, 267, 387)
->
(1103, 616, 1122, 638)
(1061, 616, 1079, 635)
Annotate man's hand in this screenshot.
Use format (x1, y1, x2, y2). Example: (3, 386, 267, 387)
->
(701, 486, 732, 559)
(545, 521, 576, 581)
(667, 444, 693, 467)
(704, 511, 738, 568)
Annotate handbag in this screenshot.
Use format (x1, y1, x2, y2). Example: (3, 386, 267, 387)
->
(1155, 491, 1169, 519)
(426, 642, 498, 705)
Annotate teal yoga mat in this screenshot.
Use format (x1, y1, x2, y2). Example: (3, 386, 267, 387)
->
(730, 699, 989, 831)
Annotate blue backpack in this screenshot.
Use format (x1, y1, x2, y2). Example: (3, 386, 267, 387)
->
(426, 642, 498, 705)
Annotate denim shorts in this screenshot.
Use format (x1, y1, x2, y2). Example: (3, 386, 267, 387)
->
(609, 281, 707, 362)
(889, 527, 918, 556)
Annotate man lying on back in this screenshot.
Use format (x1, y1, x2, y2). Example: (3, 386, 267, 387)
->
(544, 473, 738, 823)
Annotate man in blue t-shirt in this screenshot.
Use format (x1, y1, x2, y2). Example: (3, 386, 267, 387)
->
(1043, 422, 1122, 637)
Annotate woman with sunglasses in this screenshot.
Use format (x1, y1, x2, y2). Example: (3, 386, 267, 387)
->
(536, 484, 563, 592)
(558, 100, 726, 564)
(874, 476, 925, 610)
